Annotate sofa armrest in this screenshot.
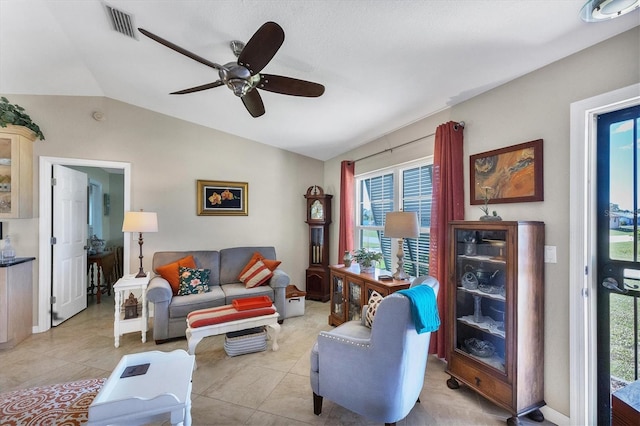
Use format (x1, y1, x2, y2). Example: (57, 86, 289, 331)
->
(146, 276, 173, 303)
(269, 268, 290, 288)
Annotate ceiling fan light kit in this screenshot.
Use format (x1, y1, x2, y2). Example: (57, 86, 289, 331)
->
(580, 0, 639, 21)
(138, 21, 324, 117)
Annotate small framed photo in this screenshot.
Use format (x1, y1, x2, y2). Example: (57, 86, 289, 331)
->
(470, 139, 543, 205)
(197, 180, 248, 216)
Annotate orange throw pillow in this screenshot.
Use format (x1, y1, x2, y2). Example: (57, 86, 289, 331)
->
(238, 252, 281, 280)
(239, 260, 274, 288)
(156, 255, 197, 295)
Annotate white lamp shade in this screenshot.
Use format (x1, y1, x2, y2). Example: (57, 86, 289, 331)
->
(122, 211, 158, 233)
(384, 212, 419, 239)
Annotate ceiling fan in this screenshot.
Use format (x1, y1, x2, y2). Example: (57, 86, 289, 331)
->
(138, 22, 325, 118)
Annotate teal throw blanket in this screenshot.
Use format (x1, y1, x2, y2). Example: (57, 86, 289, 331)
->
(397, 285, 440, 334)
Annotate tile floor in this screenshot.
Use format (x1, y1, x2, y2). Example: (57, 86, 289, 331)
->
(0, 294, 555, 425)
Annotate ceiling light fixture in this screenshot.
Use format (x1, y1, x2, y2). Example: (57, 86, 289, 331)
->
(580, 0, 639, 22)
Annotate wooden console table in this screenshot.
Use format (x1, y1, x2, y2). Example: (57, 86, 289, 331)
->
(328, 264, 411, 326)
(88, 251, 115, 304)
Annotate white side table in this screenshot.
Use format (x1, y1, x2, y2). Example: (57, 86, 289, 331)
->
(88, 349, 195, 426)
(113, 272, 150, 348)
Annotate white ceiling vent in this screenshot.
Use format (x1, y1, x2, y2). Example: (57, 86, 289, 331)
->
(105, 4, 137, 39)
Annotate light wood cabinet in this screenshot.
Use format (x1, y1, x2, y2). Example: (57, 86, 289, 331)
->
(0, 258, 35, 349)
(328, 265, 410, 326)
(446, 221, 545, 425)
(0, 125, 36, 218)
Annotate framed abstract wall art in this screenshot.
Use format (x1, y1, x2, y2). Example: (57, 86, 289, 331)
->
(470, 139, 543, 205)
(197, 180, 248, 216)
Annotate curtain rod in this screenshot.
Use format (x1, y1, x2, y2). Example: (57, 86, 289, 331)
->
(353, 121, 464, 163)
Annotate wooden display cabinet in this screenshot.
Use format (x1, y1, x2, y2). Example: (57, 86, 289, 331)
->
(446, 221, 545, 425)
(328, 265, 410, 326)
(0, 125, 35, 219)
(304, 186, 332, 301)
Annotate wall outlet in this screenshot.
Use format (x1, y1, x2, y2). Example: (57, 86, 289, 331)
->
(544, 245, 557, 263)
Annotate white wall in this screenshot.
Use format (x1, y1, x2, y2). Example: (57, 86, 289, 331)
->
(324, 27, 640, 420)
(2, 95, 324, 323)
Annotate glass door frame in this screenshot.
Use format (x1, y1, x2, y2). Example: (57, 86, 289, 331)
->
(569, 84, 640, 425)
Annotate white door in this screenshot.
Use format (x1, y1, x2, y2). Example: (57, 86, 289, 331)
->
(52, 165, 88, 326)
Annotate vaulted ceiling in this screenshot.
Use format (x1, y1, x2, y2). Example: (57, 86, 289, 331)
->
(1, 1, 638, 160)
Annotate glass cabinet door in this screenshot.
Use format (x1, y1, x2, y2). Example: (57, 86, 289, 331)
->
(0, 136, 13, 215)
(347, 278, 363, 321)
(331, 273, 345, 320)
(453, 227, 508, 373)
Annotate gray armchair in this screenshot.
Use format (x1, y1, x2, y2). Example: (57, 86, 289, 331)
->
(310, 276, 439, 426)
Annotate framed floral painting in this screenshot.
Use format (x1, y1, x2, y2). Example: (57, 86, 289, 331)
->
(470, 139, 543, 205)
(197, 180, 248, 216)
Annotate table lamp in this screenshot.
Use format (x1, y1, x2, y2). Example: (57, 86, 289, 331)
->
(122, 210, 158, 278)
(384, 211, 419, 280)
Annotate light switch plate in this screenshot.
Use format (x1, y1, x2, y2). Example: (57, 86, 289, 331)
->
(544, 245, 557, 263)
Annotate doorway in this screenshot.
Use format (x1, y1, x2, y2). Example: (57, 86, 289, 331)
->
(596, 105, 640, 425)
(36, 157, 131, 333)
(570, 83, 640, 424)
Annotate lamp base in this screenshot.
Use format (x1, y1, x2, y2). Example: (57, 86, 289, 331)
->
(135, 269, 147, 278)
(392, 238, 411, 280)
(392, 268, 411, 281)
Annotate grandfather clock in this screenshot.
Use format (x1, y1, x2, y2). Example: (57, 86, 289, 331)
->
(304, 185, 332, 302)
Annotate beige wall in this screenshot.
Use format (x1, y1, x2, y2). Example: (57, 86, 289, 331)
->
(2, 24, 638, 422)
(2, 95, 323, 321)
(324, 27, 640, 418)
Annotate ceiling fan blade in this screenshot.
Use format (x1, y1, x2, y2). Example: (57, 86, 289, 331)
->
(258, 74, 325, 97)
(241, 90, 265, 117)
(138, 28, 222, 71)
(170, 81, 224, 95)
(237, 22, 285, 75)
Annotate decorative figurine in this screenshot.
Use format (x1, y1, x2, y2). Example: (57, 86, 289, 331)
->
(124, 292, 138, 319)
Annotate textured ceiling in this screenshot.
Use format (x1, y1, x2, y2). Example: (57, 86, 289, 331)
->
(1, 1, 638, 160)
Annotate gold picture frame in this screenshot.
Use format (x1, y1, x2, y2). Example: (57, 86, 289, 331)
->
(197, 180, 248, 216)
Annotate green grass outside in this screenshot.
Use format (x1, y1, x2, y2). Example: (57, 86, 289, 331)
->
(610, 293, 639, 382)
(609, 229, 639, 383)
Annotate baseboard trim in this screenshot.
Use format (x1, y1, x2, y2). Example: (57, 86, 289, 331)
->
(541, 406, 570, 425)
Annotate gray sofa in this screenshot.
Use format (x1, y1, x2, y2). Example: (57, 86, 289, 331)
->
(146, 246, 289, 342)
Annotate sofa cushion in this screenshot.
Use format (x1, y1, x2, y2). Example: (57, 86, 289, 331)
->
(178, 267, 211, 296)
(239, 260, 273, 288)
(153, 251, 221, 286)
(156, 255, 196, 295)
(238, 252, 282, 278)
(169, 286, 226, 318)
(219, 247, 276, 285)
(222, 282, 274, 303)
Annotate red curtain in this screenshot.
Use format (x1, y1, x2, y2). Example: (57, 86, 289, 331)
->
(429, 121, 464, 358)
(338, 160, 355, 260)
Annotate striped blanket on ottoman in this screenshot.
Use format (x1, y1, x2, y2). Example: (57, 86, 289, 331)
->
(186, 299, 281, 364)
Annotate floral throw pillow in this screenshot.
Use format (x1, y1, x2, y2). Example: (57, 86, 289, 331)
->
(365, 290, 384, 328)
(178, 266, 211, 296)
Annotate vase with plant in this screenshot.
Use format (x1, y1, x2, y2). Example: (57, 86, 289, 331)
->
(352, 247, 383, 274)
(478, 186, 502, 221)
(0, 97, 45, 140)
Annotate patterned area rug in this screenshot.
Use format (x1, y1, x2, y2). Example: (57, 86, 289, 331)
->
(0, 378, 106, 426)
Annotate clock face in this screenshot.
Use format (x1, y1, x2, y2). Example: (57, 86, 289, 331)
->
(310, 200, 324, 220)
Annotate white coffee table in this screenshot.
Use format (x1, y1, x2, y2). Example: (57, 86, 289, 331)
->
(88, 349, 195, 426)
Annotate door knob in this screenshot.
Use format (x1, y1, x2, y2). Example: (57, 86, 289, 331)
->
(602, 277, 628, 294)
